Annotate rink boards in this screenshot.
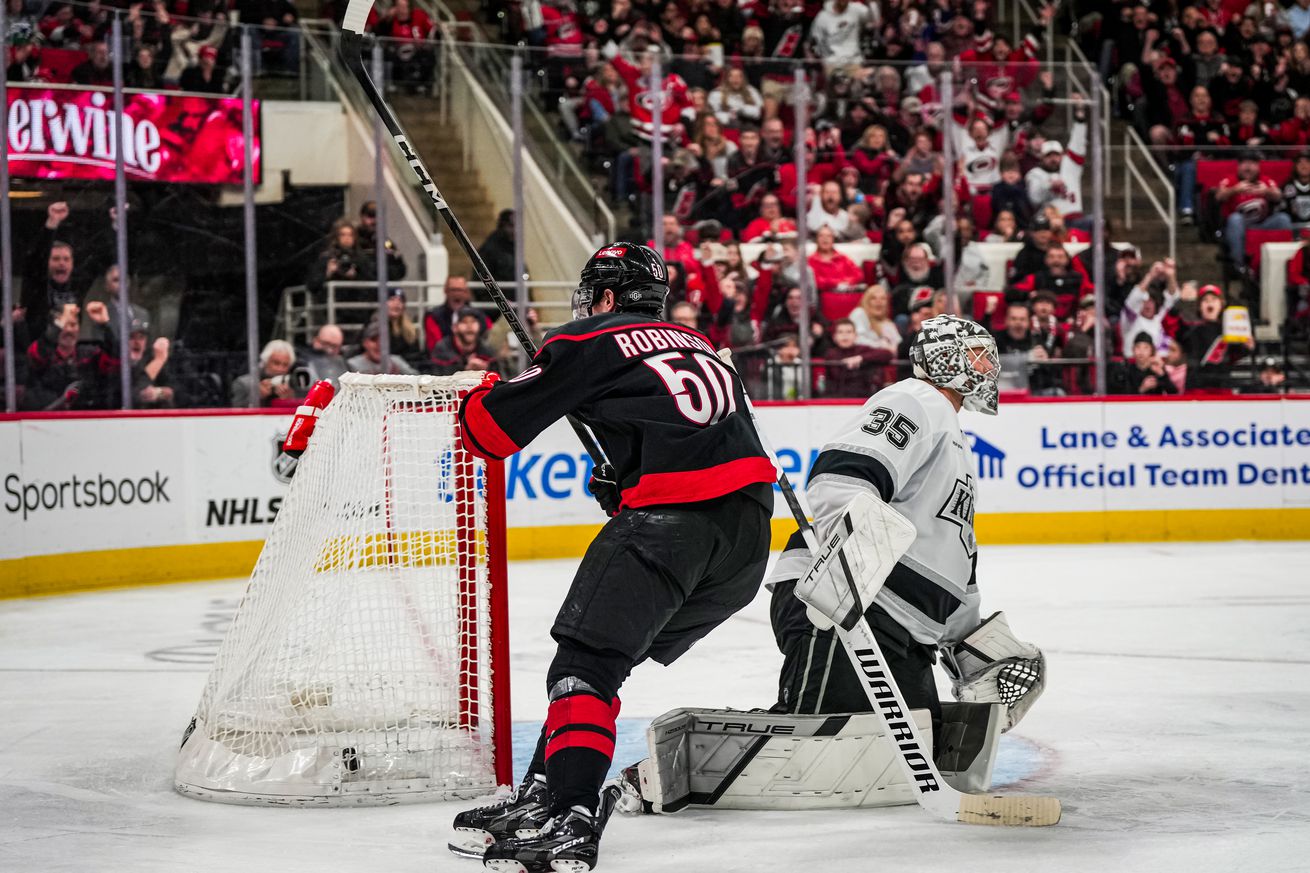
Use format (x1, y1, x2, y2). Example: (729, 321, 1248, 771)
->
(2, 396, 1309, 596)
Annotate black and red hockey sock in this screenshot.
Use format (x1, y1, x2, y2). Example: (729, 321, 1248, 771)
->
(543, 693, 622, 815)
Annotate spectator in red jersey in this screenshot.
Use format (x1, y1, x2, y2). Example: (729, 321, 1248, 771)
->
(610, 44, 692, 143)
(1217, 153, 1291, 274)
(584, 61, 626, 125)
(821, 318, 893, 398)
(808, 226, 863, 294)
(849, 124, 899, 192)
(1272, 95, 1310, 146)
(777, 126, 851, 213)
(371, 0, 435, 91)
(651, 214, 698, 274)
(1226, 100, 1270, 150)
(741, 194, 798, 243)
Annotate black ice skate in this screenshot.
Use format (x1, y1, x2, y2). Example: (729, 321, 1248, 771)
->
(448, 773, 550, 859)
(482, 784, 621, 873)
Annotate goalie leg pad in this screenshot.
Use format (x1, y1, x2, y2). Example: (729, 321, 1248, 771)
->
(941, 611, 1046, 732)
(634, 707, 942, 812)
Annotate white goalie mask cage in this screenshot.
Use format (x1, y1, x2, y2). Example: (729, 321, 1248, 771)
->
(908, 315, 1001, 415)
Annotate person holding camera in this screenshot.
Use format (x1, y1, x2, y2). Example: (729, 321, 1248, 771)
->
(230, 340, 303, 407)
(306, 221, 375, 301)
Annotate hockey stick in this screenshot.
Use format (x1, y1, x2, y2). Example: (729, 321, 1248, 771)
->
(337, 9, 607, 467)
(716, 350, 1061, 827)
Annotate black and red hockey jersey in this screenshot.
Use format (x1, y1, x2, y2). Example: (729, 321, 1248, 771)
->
(459, 312, 776, 511)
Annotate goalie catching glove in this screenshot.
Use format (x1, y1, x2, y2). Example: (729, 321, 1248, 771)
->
(940, 611, 1046, 732)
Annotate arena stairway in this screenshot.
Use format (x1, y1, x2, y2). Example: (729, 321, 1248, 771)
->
(389, 94, 500, 282)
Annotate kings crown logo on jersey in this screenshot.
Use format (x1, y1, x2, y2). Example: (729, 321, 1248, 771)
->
(937, 474, 978, 557)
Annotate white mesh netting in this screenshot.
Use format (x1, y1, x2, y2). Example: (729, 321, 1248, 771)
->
(174, 373, 501, 806)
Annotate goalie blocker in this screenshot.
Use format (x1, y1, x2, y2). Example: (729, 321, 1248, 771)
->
(624, 703, 1003, 814)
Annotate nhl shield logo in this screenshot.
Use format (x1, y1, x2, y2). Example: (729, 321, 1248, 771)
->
(937, 475, 977, 558)
(272, 432, 298, 484)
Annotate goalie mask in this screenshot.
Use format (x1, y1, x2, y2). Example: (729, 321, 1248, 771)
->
(572, 242, 669, 320)
(909, 314, 1000, 416)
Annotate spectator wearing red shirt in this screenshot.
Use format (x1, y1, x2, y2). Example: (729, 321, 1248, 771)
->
(369, 0, 435, 90)
(776, 127, 851, 213)
(649, 212, 701, 278)
(741, 193, 798, 242)
(610, 46, 692, 142)
(1272, 96, 1310, 146)
(807, 226, 863, 294)
(1216, 153, 1291, 272)
(849, 124, 899, 191)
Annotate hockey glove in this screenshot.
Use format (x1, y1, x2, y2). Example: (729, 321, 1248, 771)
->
(940, 611, 1046, 732)
(587, 463, 621, 517)
(282, 380, 336, 458)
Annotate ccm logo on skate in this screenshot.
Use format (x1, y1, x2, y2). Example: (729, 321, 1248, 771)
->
(699, 721, 795, 735)
(852, 648, 940, 793)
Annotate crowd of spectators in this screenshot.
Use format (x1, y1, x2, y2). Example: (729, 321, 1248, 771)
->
(1097, 0, 1310, 314)
(4, 0, 300, 92)
(5, 0, 1304, 408)
(464, 0, 1285, 395)
(456, 0, 1310, 396)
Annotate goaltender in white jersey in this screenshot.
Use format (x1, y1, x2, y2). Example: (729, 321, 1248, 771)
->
(767, 315, 1043, 744)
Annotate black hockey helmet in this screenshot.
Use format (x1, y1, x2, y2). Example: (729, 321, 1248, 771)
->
(572, 242, 669, 319)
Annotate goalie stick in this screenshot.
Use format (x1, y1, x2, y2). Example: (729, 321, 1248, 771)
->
(716, 349, 1061, 828)
(337, 7, 607, 469)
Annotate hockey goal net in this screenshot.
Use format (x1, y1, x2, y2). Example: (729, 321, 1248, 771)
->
(174, 373, 511, 806)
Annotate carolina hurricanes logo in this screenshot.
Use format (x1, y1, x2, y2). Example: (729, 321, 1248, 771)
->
(596, 246, 628, 258)
(968, 154, 998, 175)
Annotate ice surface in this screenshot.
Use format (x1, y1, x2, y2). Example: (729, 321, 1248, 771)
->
(2, 542, 1309, 873)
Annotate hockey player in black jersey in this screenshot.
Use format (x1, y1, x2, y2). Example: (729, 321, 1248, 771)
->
(452, 242, 776, 872)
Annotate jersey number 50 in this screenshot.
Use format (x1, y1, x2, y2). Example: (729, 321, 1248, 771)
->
(644, 351, 739, 426)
